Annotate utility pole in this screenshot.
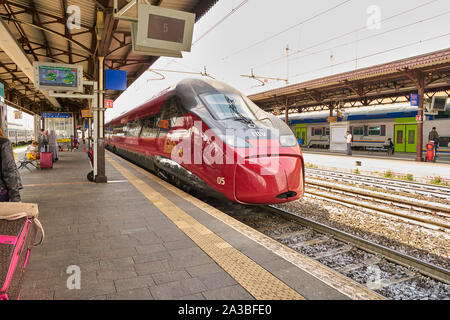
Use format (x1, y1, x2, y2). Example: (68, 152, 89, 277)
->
(286, 44, 290, 85)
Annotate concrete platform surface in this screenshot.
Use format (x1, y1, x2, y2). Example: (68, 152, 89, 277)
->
(15, 146, 380, 300)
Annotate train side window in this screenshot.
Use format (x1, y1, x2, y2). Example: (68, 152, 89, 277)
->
(124, 120, 142, 137)
(313, 128, 322, 136)
(325, 128, 330, 136)
(353, 127, 363, 135)
(159, 97, 182, 137)
(113, 125, 125, 136)
(140, 116, 158, 138)
(368, 126, 381, 136)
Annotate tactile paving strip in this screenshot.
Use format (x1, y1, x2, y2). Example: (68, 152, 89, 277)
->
(107, 156, 305, 300)
(107, 152, 385, 300)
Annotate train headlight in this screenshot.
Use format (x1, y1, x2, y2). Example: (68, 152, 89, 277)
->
(279, 135, 297, 147)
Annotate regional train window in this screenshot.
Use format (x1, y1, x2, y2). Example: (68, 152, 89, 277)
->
(200, 93, 256, 121)
(368, 126, 381, 136)
(325, 128, 330, 136)
(313, 128, 323, 136)
(353, 127, 364, 135)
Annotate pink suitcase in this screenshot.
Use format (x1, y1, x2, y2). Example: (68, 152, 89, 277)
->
(39, 152, 53, 169)
(0, 203, 44, 300)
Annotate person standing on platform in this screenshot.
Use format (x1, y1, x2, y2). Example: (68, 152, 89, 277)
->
(345, 130, 352, 156)
(384, 137, 394, 156)
(38, 129, 48, 153)
(0, 127, 21, 202)
(428, 127, 439, 158)
(49, 130, 58, 162)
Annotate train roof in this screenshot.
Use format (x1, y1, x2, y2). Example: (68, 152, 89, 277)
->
(285, 104, 418, 124)
(106, 78, 244, 126)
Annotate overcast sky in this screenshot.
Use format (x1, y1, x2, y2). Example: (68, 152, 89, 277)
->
(11, 0, 450, 126)
(105, 0, 450, 122)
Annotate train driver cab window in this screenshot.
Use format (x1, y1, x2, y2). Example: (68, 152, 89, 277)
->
(368, 126, 381, 136)
(313, 128, 323, 136)
(200, 93, 256, 121)
(353, 127, 364, 136)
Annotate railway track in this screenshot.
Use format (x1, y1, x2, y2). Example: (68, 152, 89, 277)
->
(304, 179, 450, 232)
(220, 203, 450, 300)
(305, 167, 450, 200)
(112, 152, 450, 299)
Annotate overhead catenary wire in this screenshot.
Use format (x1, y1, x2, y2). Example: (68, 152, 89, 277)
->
(192, 0, 250, 45)
(261, 9, 450, 70)
(289, 32, 450, 80)
(251, 0, 440, 70)
(221, 0, 353, 60)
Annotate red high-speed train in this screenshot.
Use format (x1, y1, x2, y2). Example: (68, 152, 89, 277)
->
(105, 78, 304, 204)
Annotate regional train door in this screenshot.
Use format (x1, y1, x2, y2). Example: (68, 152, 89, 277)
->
(295, 127, 307, 146)
(394, 124, 417, 153)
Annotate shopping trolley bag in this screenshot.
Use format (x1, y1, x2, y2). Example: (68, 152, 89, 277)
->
(0, 203, 44, 300)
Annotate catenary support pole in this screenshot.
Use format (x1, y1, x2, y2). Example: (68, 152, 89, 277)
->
(416, 72, 425, 162)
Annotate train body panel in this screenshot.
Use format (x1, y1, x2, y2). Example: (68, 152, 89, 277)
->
(106, 78, 304, 204)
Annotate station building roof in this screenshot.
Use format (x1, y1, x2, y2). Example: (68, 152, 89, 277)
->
(0, 0, 218, 115)
(249, 48, 450, 113)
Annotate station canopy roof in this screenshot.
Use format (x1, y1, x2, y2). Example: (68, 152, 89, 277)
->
(249, 47, 450, 114)
(0, 0, 218, 115)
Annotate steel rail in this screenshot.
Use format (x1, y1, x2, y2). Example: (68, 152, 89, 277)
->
(264, 205, 450, 284)
(306, 178, 450, 214)
(306, 168, 450, 197)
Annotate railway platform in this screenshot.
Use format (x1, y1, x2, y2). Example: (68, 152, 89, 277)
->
(303, 150, 450, 182)
(16, 145, 383, 300)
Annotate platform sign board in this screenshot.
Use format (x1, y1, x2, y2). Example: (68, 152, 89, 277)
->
(136, 4, 195, 53)
(410, 93, 419, 106)
(0, 82, 4, 103)
(105, 99, 114, 109)
(41, 112, 71, 118)
(105, 70, 127, 91)
(81, 109, 93, 118)
(33, 61, 83, 92)
(327, 116, 338, 123)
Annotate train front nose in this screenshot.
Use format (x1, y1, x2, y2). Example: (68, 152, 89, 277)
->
(234, 156, 304, 204)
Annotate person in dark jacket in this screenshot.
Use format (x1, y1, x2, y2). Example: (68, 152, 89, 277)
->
(0, 128, 21, 202)
(38, 129, 48, 152)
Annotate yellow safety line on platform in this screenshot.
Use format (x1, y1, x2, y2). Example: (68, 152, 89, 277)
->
(106, 155, 305, 300)
(106, 152, 385, 300)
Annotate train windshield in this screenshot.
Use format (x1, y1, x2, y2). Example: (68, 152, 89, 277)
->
(200, 93, 256, 121)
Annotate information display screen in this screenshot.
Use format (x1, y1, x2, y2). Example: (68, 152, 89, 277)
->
(38, 65, 78, 88)
(147, 14, 185, 43)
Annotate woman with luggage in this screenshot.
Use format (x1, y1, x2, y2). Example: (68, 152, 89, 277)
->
(0, 127, 21, 202)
